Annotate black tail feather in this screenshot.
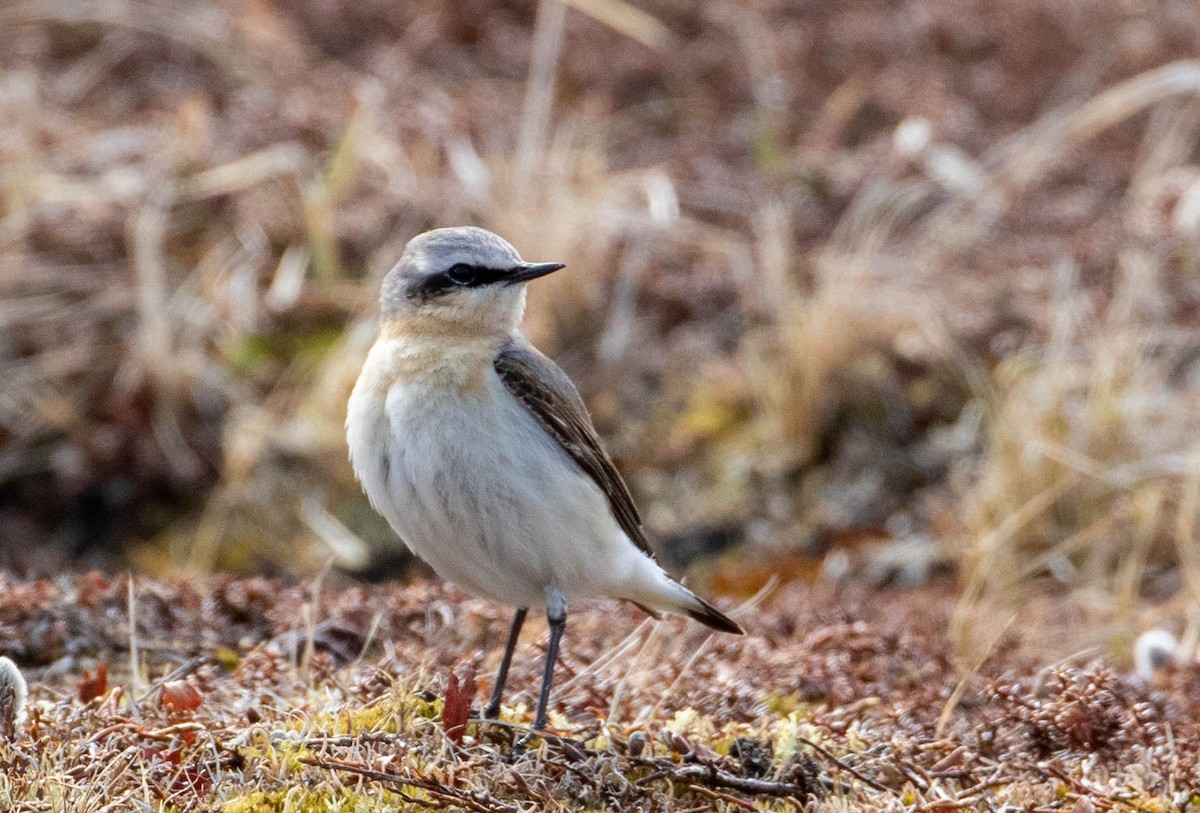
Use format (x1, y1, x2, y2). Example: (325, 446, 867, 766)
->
(686, 597, 744, 635)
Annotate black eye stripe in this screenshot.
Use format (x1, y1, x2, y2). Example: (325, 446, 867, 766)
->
(442, 265, 509, 288)
(406, 265, 512, 302)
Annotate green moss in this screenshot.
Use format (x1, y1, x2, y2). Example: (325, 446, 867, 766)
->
(214, 647, 240, 671)
(762, 691, 812, 717)
(223, 787, 418, 813)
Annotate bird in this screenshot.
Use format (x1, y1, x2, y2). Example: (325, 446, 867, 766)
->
(346, 226, 742, 732)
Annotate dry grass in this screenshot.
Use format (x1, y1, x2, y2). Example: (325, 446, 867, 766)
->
(725, 55, 1200, 646)
(954, 256, 1200, 645)
(1, 0, 1199, 676)
(7, 3, 1200, 809)
(1, 573, 1198, 811)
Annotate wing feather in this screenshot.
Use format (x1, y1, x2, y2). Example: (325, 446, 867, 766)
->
(493, 341, 655, 557)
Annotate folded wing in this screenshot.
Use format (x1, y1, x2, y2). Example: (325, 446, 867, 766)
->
(493, 341, 654, 558)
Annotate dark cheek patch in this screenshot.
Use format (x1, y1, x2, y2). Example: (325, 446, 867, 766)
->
(405, 278, 436, 303)
(406, 274, 449, 303)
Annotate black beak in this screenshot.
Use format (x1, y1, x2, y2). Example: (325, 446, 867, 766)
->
(505, 262, 565, 285)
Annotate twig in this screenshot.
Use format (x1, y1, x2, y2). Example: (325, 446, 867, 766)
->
(141, 722, 207, 740)
(301, 755, 520, 813)
(665, 763, 820, 800)
(689, 783, 760, 811)
(1046, 766, 1161, 813)
(134, 655, 210, 706)
(794, 735, 893, 794)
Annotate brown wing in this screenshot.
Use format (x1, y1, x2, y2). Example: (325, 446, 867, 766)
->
(494, 341, 655, 557)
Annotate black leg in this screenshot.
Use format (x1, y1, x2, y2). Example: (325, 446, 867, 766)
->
(483, 607, 527, 719)
(532, 589, 567, 732)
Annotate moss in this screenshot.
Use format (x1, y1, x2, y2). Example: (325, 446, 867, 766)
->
(280, 689, 439, 742)
(214, 647, 241, 671)
(762, 691, 814, 717)
(771, 712, 831, 764)
(223, 788, 417, 813)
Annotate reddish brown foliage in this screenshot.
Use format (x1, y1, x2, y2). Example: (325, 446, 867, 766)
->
(161, 680, 204, 716)
(443, 665, 477, 745)
(77, 662, 107, 704)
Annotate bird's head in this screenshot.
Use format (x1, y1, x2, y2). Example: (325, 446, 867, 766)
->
(380, 227, 564, 337)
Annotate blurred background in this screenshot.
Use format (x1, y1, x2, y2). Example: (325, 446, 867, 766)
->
(1, 0, 1199, 649)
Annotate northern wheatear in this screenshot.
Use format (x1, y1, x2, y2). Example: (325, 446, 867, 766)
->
(346, 226, 742, 731)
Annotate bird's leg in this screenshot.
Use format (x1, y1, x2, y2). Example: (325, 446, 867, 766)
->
(532, 587, 567, 732)
(483, 607, 527, 719)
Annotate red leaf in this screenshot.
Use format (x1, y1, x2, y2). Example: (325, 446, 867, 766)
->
(141, 745, 182, 765)
(442, 665, 477, 745)
(173, 769, 212, 798)
(161, 680, 203, 715)
(78, 662, 108, 703)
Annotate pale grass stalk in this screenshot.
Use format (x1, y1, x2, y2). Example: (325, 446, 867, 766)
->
(555, 614, 653, 696)
(1181, 607, 1200, 665)
(516, 0, 567, 199)
(299, 560, 334, 686)
(936, 610, 1016, 737)
(648, 631, 712, 722)
(1064, 61, 1200, 146)
(605, 617, 665, 727)
(0, 0, 255, 81)
(953, 477, 1076, 653)
(324, 84, 378, 202)
(749, 203, 798, 452)
(150, 402, 205, 482)
(128, 575, 142, 698)
(634, 575, 774, 722)
(354, 611, 385, 666)
(1028, 439, 1140, 491)
(129, 197, 171, 375)
(1174, 449, 1200, 607)
(729, 573, 778, 619)
(1114, 485, 1166, 625)
(264, 244, 310, 312)
(1127, 97, 1200, 201)
(302, 179, 341, 280)
(54, 30, 138, 103)
(185, 498, 229, 575)
(1019, 511, 1120, 584)
(301, 495, 370, 571)
(181, 143, 306, 200)
(596, 242, 649, 362)
(561, 0, 669, 48)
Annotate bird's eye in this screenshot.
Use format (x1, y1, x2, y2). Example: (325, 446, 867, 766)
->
(445, 264, 477, 286)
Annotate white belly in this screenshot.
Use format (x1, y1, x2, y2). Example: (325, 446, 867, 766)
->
(346, 341, 645, 608)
